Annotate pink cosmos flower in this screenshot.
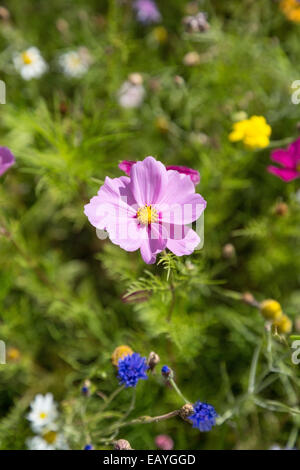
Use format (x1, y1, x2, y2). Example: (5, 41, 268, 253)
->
(0, 147, 15, 176)
(268, 138, 300, 182)
(84, 156, 206, 264)
(119, 160, 200, 185)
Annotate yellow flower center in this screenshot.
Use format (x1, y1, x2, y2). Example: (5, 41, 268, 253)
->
(43, 431, 57, 445)
(137, 205, 158, 225)
(39, 412, 48, 420)
(22, 52, 33, 65)
(296, 162, 300, 172)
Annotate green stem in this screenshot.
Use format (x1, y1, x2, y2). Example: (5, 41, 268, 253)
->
(169, 378, 189, 404)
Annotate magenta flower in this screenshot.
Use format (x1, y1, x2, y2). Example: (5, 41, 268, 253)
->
(133, 0, 161, 24)
(119, 160, 200, 185)
(0, 147, 15, 177)
(268, 138, 300, 182)
(84, 156, 206, 264)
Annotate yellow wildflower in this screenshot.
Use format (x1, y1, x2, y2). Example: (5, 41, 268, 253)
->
(152, 26, 168, 43)
(280, 0, 300, 23)
(260, 299, 283, 321)
(7, 347, 21, 362)
(229, 116, 271, 149)
(273, 314, 292, 334)
(111, 345, 133, 366)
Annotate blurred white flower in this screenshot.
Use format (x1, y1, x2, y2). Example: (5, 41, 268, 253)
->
(59, 48, 91, 77)
(118, 77, 145, 108)
(13, 47, 48, 80)
(27, 393, 58, 432)
(26, 431, 68, 450)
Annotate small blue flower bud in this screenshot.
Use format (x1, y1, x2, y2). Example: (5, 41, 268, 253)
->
(84, 444, 94, 450)
(161, 365, 173, 379)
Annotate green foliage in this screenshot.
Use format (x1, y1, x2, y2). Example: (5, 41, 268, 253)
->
(0, 0, 299, 450)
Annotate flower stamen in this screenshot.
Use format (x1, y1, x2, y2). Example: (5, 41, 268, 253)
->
(137, 205, 158, 225)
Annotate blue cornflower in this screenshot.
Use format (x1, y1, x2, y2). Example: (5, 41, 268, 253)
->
(117, 352, 149, 388)
(189, 401, 218, 432)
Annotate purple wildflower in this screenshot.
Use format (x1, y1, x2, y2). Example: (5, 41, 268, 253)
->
(0, 147, 15, 177)
(134, 0, 161, 24)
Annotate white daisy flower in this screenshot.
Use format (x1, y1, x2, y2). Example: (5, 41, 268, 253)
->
(118, 75, 145, 109)
(27, 393, 58, 432)
(13, 47, 48, 80)
(26, 431, 68, 451)
(59, 48, 91, 77)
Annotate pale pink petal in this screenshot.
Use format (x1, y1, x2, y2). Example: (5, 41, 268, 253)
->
(109, 218, 143, 252)
(166, 226, 200, 256)
(84, 176, 136, 230)
(129, 156, 168, 206)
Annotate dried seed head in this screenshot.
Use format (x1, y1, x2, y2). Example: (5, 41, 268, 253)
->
(179, 403, 194, 419)
(147, 351, 160, 371)
(114, 439, 132, 450)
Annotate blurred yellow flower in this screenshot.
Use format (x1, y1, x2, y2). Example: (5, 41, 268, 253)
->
(152, 26, 168, 43)
(229, 116, 271, 149)
(7, 347, 21, 362)
(273, 314, 292, 334)
(111, 345, 133, 366)
(260, 299, 283, 321)
(280, 0, 300, 23)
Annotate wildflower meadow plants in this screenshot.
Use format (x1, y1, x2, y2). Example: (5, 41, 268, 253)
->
(0, 0, 300, 451)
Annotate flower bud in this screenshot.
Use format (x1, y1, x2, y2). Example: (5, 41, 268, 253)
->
(155, 116, 169, 133)
(183, 51, 200, 66)
(155, 434, 174, 450)
(81, 379, 91, 396)
(295, 316, 300, 333)
(260, 299, 283, 321)
(274, 202, 288, 216)
(147, 351, 160, 371)
(273, 314, 292, 335)
(114, 439, 132, 450)
(242, 292, 259, 307)
(179, 403, 194, 419)
(174, 75, 185, 86)
(161, 365, 173, 379)
(128, 73, 143, 86)
(112, 345, 134, 366)
(84, 444, 94, 450)
(0, 6, 10, 21)
(222, 243, 236, 259)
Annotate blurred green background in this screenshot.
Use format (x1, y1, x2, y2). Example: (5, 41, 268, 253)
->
(0, 0, 300, 450)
